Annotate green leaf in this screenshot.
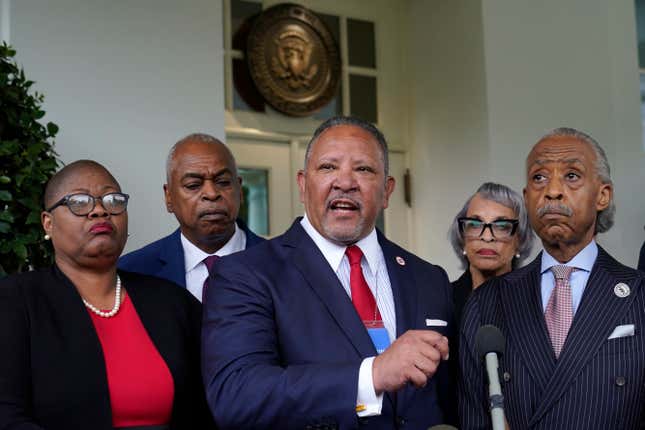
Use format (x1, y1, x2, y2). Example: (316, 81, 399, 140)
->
(25, 211, 40, 225)
(0, 211, 14, 223)
(46, 122, 59, 135)
(13, 242, 27, 260)
(0, 190, 12, 201)
(0, 221, 9, 233)
(0, 176, 10, 184)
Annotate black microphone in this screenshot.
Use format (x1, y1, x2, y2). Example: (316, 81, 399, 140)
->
(475, 325, 506, 430)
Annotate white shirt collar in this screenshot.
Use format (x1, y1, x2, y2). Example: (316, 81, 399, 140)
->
(300, 214, 382, 274)
(540, 239, 598, 274)
(181, 222, 247, 272)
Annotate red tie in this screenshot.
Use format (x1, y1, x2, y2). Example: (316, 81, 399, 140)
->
(346, 245, 381, 323)
(202, 255, 219, 302)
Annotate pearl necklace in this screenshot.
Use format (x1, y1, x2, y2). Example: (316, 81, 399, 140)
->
(83, 275, 122, 318)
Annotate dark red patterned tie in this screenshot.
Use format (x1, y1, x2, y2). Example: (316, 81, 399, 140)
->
(346, 245, 381, 323)
(202, 255, 219, 302)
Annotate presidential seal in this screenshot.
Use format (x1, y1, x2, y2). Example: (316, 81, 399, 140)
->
(246, 3, 341, 117)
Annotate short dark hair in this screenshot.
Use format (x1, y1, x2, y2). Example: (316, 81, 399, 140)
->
(304, 116, 389, 176)
(44, 160, 120, 208)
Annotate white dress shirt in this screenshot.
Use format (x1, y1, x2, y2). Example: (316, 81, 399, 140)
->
(540, 239, 598, 314)
(182, 223, 247, 301)
(300, 215, 395, 417)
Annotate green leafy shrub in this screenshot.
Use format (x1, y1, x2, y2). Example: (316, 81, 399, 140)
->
(0, 42, 60, 276)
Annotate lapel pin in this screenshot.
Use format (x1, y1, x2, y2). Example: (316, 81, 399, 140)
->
(614, 283, 630, 298)
(396, 256, 405, 266)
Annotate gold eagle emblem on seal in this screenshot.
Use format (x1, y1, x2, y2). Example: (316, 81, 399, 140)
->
(247, 4, 341, 117)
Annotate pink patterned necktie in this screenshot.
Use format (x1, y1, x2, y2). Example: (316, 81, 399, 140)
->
(544, 265, 576, 358)
(202, 255, 219, 302)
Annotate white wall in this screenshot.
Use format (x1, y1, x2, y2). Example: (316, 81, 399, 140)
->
(482, 0, 644, 268)
(6, 0, 225, 252)
(406, 0, 492, 277)
(407, 0, 645, 279)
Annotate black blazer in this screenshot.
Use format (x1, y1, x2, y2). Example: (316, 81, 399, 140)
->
(0, 266, 215, 430)
(452, 270, 473, 328)
(638, 240, 645, 272)
(459, 247, 645, 429)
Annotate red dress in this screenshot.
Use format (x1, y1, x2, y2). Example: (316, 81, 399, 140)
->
(89, 292, 175, 427)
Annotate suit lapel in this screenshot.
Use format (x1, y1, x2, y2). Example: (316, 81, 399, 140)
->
(501, 255, 556, 391)
(379, 234, 417, 338)
(378, 234, 420, 412)
(285, 222, 377, 359)
(529, 248, 641, 426)
(49, 266, 113, 417)
(157, 229, 187, 287)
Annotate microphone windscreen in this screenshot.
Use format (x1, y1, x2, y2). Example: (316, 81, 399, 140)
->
(475, 324, 505, 360)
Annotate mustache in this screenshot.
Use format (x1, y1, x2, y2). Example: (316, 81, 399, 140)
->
(326, 193, 362, 209)
(537, 203, 573, 218)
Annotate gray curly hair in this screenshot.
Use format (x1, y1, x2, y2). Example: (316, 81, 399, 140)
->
(448, 182, 534, 270)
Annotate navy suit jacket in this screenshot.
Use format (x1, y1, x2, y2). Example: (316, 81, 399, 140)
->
(202, 219, 456, 430)
(638, 240, 645, 272)
(118, 220, 265, 287)
(459, 247, 645, 429)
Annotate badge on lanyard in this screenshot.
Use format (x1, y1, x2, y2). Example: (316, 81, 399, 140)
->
(364, 320, 391, 354)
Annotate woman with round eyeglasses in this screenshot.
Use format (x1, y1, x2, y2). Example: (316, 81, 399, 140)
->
(448, 182, 534, 325)
(0, 160, 214, 430)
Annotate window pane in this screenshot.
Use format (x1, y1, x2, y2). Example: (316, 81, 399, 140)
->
(347, 18, 376, 68)
(239, 168, 269, 236)
(233, 58, 265, 112)
(637, 0, 645, 68)
(376, 210, 385, 233)
(231, 0, 262, 51)
(313, 81, 343, 120)
(349, 74, 377, 123)
(318, 13, 340, 46)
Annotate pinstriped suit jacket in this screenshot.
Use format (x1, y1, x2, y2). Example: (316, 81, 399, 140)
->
(459, 247, 645, 429)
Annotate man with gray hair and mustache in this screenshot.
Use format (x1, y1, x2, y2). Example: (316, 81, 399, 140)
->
(459, 128, 645, 429)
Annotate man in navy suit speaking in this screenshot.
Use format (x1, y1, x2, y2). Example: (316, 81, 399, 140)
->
(202, 117, 456, 429)
(459, 128, 645, 429)
(119, 133, 264, 301)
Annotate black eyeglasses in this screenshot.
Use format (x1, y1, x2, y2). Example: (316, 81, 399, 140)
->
(458, 217, 519, 239)
(46, 192, 130, 216)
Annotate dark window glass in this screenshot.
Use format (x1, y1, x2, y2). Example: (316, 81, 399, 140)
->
(313, 81, 343, 120)
(347, 18, 376, 68)
(318, 13, 340, 45)
(233, 58, 265, 112)
(349, 74, 377, 123)
(637, 0, 645, 68)
(238, 167, 269, 236)
(231, 0, 262, 50)
(376, 211, 385, 233)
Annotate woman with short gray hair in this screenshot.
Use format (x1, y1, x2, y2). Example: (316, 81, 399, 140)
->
(449, 182, 534, 324)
